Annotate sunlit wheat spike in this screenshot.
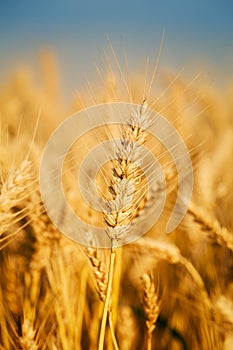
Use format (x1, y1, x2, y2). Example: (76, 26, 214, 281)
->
(86, 247, 108, 303)
(29, 202, 63, 270)
(0, 160, 37, 251)
(19, 271, 41, 350)
(188, 202, 233, 252)
(103, 101, 151, 242)
(141, 273, 160, 334)
(0, 160, 33, 230)
(141, 273, 160, 350)
(19, 320, 39, 350)
(131, 237, 211, 302)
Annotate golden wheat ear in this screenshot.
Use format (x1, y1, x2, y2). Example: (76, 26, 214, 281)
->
(85, 246, 108, 303)
(187, 202, 233, 252)
(140, 273, 160, 350)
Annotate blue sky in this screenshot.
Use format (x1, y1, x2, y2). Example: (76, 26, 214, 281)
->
(0, 0, 233, 92)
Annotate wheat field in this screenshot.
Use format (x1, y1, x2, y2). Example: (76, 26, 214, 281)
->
(0, 51, 233, 350)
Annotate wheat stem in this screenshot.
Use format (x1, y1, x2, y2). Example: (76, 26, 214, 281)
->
(107, 246, 122, 350)
(108, 312, 120, 350)
(76, 265, 88, 350)
(147, 332, 152, 350)
(98, 245, 116, 350)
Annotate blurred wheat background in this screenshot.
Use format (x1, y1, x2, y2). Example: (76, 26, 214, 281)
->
(0, 1, 233, 349)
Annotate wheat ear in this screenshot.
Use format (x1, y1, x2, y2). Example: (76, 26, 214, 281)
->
(98, 101, 152, 349)
(19, 271, 40, 350)
(0, 160, 33, 239)
(132, 237, 212, 309)
(188, 202, 233, 252)
(103, 102, 151, 241)
(86, 245, 119, 350)
(141, 273, 160, 350)
(86, 247, 108, 302)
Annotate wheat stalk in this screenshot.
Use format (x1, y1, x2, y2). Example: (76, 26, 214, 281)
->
(85, 244, 122, 350)
(98, 101, 156, 350)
